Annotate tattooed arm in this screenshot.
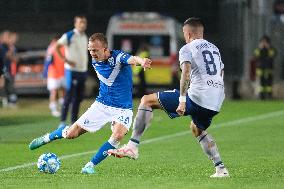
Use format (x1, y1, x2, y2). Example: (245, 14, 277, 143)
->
(176, 62, 191, 116)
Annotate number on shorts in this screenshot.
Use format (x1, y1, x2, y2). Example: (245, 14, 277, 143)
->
(118, 116, 130, 125)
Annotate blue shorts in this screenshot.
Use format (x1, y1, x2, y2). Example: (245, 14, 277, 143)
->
(157, 89, 218, 130)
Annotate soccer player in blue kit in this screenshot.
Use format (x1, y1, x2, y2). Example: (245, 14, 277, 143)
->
(109, 18, 229, 178)
(29, 33, 152, 174)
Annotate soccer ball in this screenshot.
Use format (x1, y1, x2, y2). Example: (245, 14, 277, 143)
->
(37, 153, 60, 174)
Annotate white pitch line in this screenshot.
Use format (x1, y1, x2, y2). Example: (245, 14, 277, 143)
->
(1, 109, 284, 173)
(214, 110, 284, 128)
(0, 162, 37, 172)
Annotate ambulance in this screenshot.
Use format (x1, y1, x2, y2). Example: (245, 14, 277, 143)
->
(106, 12, 183, 89)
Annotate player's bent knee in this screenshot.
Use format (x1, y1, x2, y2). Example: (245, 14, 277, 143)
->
(190, 121, 196, 131)
(140, 95, 150, 106)
(140, 93, 158, 107)
(65, 133, 75, 139)
(64, 124, 86, 139)
(190, 121, 202, 137)
(65, 130, 78, 139)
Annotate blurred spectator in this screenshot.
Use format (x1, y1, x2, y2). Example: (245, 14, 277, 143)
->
(274, 0, 284, 15)
(133, 43, 149, 97)
(0, 55, 3, 76)
(0, 32, 7, 76)
(2, 31, 18, 107)
(253, 35, 277, 99)
(0, 32, 5, 77)
(0, 31, 9, 107)
(0, 32, 10, 74)
(273, 0, 284, 24)
(44, 36, 66, 117)
(55, 15, 88, 126)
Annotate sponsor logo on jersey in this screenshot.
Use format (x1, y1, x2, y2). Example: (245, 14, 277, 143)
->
(207, 80, 224, 89)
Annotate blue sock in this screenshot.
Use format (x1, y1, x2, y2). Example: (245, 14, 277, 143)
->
(49, 126, 66, 141)
(91, 141, 115, 165)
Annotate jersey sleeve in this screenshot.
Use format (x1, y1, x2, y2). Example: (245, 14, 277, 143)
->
(57, 33, 68, 46)
(116, 51, 132, 65)
(179, 45, 193, 65)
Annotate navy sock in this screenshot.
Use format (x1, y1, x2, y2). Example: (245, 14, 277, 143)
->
(91, 141, 115, 165)
(49, 126, 66, 141)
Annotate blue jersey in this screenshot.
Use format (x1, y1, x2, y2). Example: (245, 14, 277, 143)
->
(92, 50, 133, 109)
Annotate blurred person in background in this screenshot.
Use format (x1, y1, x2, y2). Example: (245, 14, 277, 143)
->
(55, 15, 88, 126)
(43, 35, 66, 117)
(0, 31, 10, 102)
(0, 31, 7, 77)
(253, 35, 277, 99)
(0, 31, 9, 107)
(133, 42, 149, 97)
(2, 31, 18, 107)
(274, 0, 284, 15)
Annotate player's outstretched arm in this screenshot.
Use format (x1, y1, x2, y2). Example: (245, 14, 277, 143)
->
(128, 56, 152, 70)
(176, 62, 191, 116)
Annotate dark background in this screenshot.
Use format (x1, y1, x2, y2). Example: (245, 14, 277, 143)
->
(0, 0, 219, 34)
(1, 0, 283, 98)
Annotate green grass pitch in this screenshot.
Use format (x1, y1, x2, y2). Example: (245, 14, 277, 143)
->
(0, 98, 284, 189)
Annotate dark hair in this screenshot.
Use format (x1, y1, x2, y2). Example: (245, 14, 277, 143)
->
(74, 15, 87, 23)
(89, 33, 108, 47)
(184, 17, 204, 28)
(260, 35, 271, 44)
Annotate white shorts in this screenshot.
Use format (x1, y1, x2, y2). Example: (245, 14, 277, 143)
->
(47, 77, 66, 91)
(76, 101, 133, 132)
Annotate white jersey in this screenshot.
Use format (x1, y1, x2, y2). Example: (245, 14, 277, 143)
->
(57, 29, 88, 72)
(179, 39, 225, 112)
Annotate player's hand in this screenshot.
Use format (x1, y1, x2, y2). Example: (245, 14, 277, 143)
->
(141, 58, 152, 71)
(66, 59, 76, 67)
(176, 102, 186, 116)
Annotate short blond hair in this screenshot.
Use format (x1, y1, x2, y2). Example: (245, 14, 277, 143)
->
(89, 33, 108, 48)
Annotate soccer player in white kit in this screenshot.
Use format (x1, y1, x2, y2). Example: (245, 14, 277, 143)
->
(109, 18, 229, 178)
(28, 33, 151, 174)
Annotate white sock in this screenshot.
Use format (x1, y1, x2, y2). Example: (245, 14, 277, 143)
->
(61, 126, 70, 138)
(197, 131, 223, 167)
(85, 161, 94, 167)
(58, 98, 64, 106)
(108, 137, 120, 148)
(43, 133, 51, 143)
(128, 140, 139, 148)
(49, 102, 57, 111)
(130, 105, 153, 141)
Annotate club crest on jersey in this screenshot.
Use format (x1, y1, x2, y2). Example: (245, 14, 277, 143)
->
(108, 57, 115, 67)
(84, 119, 90, 124)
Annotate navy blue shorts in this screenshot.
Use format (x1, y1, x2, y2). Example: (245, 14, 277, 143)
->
(65, 69, 87, 91)
(157, 89, 218, 130)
